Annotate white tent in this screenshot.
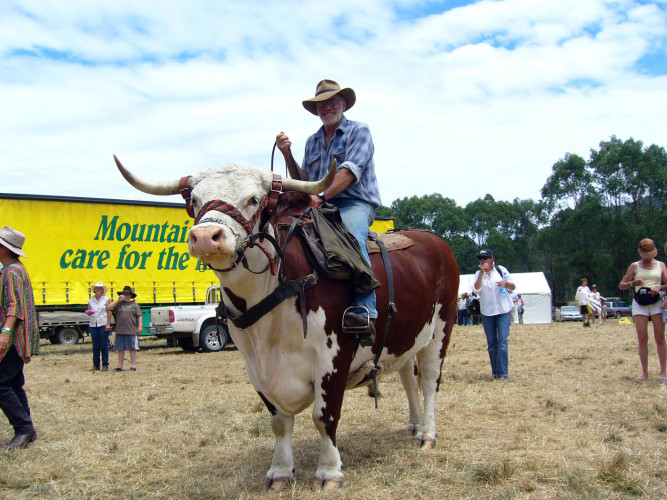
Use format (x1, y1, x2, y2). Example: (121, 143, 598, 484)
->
(459, 272, 552, 324)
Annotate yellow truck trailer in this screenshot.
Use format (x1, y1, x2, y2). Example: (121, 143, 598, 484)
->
(1, 193, 219, 344)
(1, 193, 393, 346)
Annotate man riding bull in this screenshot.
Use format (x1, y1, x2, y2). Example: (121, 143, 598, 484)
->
(276, 79, 381, 346)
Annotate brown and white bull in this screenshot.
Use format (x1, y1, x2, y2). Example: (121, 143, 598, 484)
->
(114, 156, 459, 490)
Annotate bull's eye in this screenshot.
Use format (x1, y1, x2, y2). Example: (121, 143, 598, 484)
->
(249, 196, 259, 206)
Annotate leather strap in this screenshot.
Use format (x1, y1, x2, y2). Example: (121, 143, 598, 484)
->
(179, 176, 194, 218)
(352, 236, 397, 408)
(216, 274, 318, 330)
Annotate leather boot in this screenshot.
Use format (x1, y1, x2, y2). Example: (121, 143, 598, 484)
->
(7, 431, 38, 450)
(343, 312, 376, 347)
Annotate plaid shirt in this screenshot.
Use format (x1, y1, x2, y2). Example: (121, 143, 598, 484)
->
(0, 259, 39, 363)
(303, 117, 382, 207)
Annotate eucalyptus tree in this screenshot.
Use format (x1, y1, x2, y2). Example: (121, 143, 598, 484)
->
(541, 153, 594, 217)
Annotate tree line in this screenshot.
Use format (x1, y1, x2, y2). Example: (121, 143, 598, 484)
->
(377, 136, 667, 303)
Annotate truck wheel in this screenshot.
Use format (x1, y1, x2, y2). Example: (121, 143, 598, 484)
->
(200, 324, 228, 352)
(615, 311, 622, 319)
(177, 337, 198, 352)
(56, 327, 81, 345)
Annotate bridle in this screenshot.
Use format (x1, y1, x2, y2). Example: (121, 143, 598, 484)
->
(178, 172, 318, 336)
(180, 174, 285, 275)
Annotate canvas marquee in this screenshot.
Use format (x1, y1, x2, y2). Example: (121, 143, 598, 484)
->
(458, 272, 553, 324)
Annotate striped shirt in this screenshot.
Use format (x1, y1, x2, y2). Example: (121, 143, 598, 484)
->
(0, 259, 39, 363)
(303, 117, 382, 207)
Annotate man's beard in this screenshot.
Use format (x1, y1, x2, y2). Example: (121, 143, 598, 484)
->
(320, 107, 344, 127)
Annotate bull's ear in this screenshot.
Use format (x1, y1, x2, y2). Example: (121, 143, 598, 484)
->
(114, 155, 182, 195)
(282, 160, 336, 194)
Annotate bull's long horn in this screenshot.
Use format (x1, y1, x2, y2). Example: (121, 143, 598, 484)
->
(114, 155, 182, 195)
(281, 160, 337, 194)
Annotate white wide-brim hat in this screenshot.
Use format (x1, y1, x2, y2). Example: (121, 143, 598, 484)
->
(90, 281, 108, 295)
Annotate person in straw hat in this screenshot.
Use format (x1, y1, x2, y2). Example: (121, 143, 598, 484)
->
(619, 238, 667, 382)
(0, 226, 39, 449)
(275, 80, 381, 347)
(86, 281, 110, 371)
(107, 285, 142, 372)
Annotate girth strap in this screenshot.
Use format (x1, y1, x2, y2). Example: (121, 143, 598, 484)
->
(352, 236, 397, 408)
(216, 273, 318, 331)
(371, 237, 397, 408)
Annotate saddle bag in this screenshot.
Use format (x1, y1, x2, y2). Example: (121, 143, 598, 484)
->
(297, 205, 380, 296)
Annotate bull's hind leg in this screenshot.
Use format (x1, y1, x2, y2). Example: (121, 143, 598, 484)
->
(398, 359, 422, 436)
(414, 322, 449, 449)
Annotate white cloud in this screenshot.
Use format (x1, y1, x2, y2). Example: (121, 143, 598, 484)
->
(0, 0, 666, 209)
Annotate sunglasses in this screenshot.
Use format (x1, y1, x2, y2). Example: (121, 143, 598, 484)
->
(478, 256, 491, 260)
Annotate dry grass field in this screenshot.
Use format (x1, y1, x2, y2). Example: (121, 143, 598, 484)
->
(1, 320, 666, 499)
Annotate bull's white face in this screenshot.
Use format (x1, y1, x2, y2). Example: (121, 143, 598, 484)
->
(187, 164, 273, 270)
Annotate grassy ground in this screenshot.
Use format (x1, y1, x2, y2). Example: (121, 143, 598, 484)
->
(0, 320, 665, 499)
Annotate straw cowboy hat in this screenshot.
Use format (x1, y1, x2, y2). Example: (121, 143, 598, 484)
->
(0, 226, 27, 258)
(90, 281, 108, 295)
(117, 285, 137, 298)
(638, 238, 657, 259)
(302, 79, 356, 115)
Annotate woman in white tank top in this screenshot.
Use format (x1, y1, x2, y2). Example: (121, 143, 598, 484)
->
(619, 238, 667, 382)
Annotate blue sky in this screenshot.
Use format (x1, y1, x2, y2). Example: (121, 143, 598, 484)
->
(1, 0, 666, 207)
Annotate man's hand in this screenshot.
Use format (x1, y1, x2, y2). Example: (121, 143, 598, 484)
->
(276, 132, 291, 154)
(0, 332, 9, 353)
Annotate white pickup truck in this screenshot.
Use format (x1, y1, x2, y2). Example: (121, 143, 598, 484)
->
(147, 285, 230, 352)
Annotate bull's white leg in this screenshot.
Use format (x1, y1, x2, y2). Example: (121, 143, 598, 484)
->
(311, 404, 343, 487)
(266, 413, 295, 488)
(398, 360, 422, 435)
(414, 338, 445, 448)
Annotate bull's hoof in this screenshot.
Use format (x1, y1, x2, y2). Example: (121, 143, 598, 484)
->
(266, 477, 292, 491)
(406, 423, 418, 436)
(419, 438, 436, 450)
(311, 478, 343, 491)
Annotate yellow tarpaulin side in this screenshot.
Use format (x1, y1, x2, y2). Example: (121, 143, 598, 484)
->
(1, 197, 217, 306)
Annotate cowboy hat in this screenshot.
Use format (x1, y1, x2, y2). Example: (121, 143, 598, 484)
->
(0, 226, 27, 258)
(117, 285, 137, 298)
(302, 79, 356, 115)
(90, 281, 108, 295)
(638, 238, 657, 259)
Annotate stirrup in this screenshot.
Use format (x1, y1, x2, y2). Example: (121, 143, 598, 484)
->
(342, 306, 375, 347)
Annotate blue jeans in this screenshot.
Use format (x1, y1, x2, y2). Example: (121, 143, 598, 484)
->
(330, 198, 377, 318)
(481, 312, 511, 378)
(89, 326, 110, 368)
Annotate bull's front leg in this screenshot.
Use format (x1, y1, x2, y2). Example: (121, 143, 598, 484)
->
(265, 412, 295, 490)
(311, 399, 344, 491)
(257, 391, 295, 491)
